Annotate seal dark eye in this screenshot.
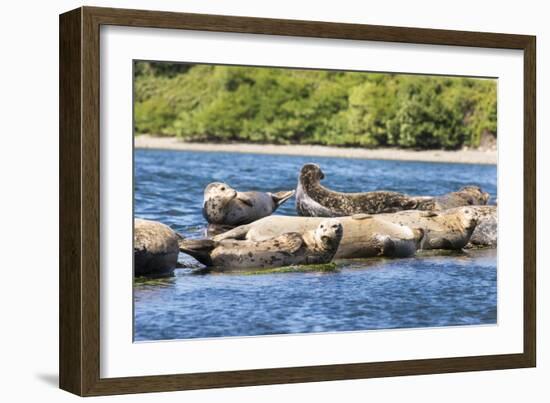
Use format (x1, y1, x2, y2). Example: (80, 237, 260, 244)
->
(320, 225, 324, 229)
(220, 187, 226, 191)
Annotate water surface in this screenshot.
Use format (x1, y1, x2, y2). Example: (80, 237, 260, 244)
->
(134, 149, 497, 341)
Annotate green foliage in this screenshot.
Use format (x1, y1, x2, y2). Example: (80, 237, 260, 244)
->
(134, 61, 497, 149)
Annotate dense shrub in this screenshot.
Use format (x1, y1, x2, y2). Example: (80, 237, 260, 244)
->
(134, 62, 497, 149)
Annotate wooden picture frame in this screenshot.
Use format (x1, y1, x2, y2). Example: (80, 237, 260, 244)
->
(59, 6, 536, 396)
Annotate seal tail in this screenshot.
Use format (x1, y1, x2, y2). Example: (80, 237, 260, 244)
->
(178, 239, 216, 266)
(272, 190, 295, 207)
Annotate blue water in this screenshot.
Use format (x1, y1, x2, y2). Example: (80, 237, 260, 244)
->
(134, 149, 497, 341)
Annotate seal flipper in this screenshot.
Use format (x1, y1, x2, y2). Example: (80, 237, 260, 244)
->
(270, 233, 304, 254)
(179, 239, 217, 266)
(236, 193, 254, 207)
(376, 231, 421, 258)
(213, 224, 251, 241)
(271, 190, 295, 207)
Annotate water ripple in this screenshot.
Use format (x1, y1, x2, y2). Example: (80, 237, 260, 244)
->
(134, 149, 497, 341)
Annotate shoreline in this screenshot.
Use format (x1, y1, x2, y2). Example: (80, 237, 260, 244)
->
(135, 135, 497, 165)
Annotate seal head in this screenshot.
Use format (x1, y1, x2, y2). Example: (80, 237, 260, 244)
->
(457, 186, 491, 205)
(434, 186, 491, 210)
(300, 163, 325, 185)
(313, 218, 344, 251)
(202, 182, 238, 224)
(457, 206, 479, 232)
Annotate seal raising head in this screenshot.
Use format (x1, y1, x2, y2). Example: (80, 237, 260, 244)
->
(313, 218, 344, 251)
(295, 163, 491, 217)
(214, 214, 422, 259)
(203, 182, 238, 223)
(296, 163, 424, 216)
(457, 186, 491, 205)
(203, 181, 295, 226)
(300, 163, 325, 185)
(179, 218, 343, 270)
(456, 206, 479, 232)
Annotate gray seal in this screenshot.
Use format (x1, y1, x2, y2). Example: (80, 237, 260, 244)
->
(179, 219, 343, 270)
(295, 163, 490, 217)
(134, 218, 181, 277)
(214, 214, 424, 259)
(203, 182, 295, 226)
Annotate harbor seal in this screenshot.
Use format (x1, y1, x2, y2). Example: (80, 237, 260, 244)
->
(296, 163, 431, 216)
(460, 205, 497, 248)
(376, 207, 479, 250)
(134, 218, 181, 277)
(295, 163, 490, 217)
(179, 219, 343, 270)
(214, 214, 424, 259)
(427, 186, 491, 210)
(202, 182, 295, 226)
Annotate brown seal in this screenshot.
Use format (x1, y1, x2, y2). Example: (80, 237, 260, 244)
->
(179, 219, 343, 270)
(203, 182, 294, 226)
(134, 218, 181, 277)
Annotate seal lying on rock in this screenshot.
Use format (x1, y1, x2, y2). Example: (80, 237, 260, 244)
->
(134, 218, 181, 277)
(460, 205, 497, 248)
(179, 219, 343, 269)
(203, 182, 295, 226)
(422, 186, 491, 210)
(295, 163, 490, 217)
(376, 207, 479, 250)
(214, 214, 424, 259)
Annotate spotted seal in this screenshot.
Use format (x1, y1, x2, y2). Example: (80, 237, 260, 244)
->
(295, 163, 490, 217)
(179, 219, 343, 270)
(428, 186, 491, 210)
(134, 218, 181, 277)
(203, 182, 295, 226)
(376, 206, 479, 250)
(296, 163, 431, 216)
(213, 214, 424, 259)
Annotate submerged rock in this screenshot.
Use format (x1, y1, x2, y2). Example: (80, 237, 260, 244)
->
(134, 218, 180, 277)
